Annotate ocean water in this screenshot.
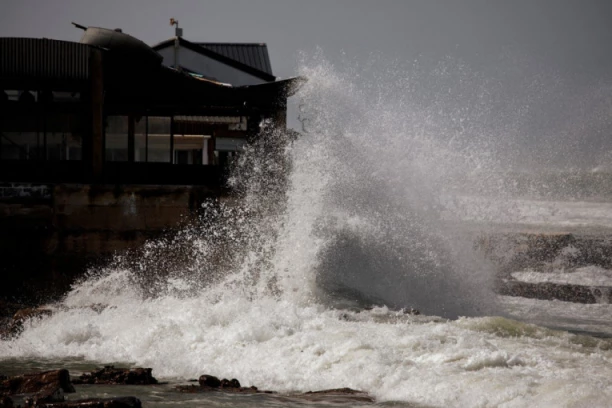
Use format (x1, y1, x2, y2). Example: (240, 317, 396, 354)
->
(2, 55, 612, 408)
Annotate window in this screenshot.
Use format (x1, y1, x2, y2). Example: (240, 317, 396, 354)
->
(105, 116, 128, 161)
(134, 116, 147, 162)
(173, 135, 208, 165)
(46, 113, 83, 161)
(173, 116, 214, 165)
(0, 113, 42, 161)
(147, 116, 171, 163)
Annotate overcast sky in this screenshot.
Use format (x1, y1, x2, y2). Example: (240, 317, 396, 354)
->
(4, 1, 612, 167)
(3, 0, 612, 81)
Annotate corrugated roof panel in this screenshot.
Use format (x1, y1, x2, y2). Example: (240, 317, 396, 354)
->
(196, 43, 274, 76)
(0, 38, 92, 81)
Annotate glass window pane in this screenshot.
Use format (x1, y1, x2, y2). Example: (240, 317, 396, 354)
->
(1, 113, 42, 160)
(134, 116, 147, 162)
(148, 116, 171, 163)
(105, 116, 128, 162)
(46, 113, 83, 161)
(174, 135, 207, 165)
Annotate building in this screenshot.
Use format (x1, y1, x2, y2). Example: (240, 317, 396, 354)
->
(153, 38, 276, 86)
(0, 24, 304, 302)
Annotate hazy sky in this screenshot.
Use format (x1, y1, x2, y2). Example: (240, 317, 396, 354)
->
(3, 0, 612, 82)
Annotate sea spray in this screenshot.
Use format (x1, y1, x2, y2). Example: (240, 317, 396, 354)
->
(3, 54, 612, 407)
(291, 53, 498, 316)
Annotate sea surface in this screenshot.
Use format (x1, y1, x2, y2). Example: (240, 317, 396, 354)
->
(2, 56, 612, 407)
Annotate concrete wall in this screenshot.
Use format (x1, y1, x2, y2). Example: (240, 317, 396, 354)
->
(0, 183, 218, 302)
(157, 46, 267, 86)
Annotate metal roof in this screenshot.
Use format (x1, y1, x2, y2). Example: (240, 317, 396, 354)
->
(151, 38, 276, 81)
(196, 43, 273, 76)
(0, 38, 96, 82)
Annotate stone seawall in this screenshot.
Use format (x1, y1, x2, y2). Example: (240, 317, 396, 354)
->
(0, 183, 219, 303)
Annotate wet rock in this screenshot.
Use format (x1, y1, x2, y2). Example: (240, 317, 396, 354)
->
(0, 369, 75, 396)
(220, 378, 241, 389)
(177, 374, 373, 402)
(403, 307, 420, 315)
(72, 367, 157, 385)
(34, 396, 142, 407)
(197, 375, 242, 390)
(177, 374, 269, 394)
(2, 307, 53, 338)
(498, 280, 610, 304)
(12, 308, 53, 323)
(0, 369, 74, 407)
(0, 396, 13, 408)
(300, 388, 374, 403)
(197, 375, 221, 388)
(176, 384, 266, 394)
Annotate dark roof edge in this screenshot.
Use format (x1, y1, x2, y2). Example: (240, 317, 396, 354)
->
(0, 36, 105, 50)
(195, 42, 268, 46)
(152, 38, 276, 82)
(240, 76, 307, 97)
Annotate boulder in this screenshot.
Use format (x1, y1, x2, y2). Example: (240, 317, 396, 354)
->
(197, 375, 221, 388)
(72, 367, 157, 385)
(0, 369, 75, 406)
(196, 375, 241, 389)
(176, 374, 266, 394)
(0, 369, 75, 396)
(3, 307, 53, 338)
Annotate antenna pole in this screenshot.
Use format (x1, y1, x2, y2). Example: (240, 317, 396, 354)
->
(170, 18, 183, 71)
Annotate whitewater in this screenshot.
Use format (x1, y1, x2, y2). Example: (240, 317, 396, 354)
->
(2, 55, 612, 407)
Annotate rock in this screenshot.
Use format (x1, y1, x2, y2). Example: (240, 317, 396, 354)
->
(197, 375, 221, 388)
(300, 388, 374, 403)
(403, 307, 420, 315)
(196, 375, 241, 390)
(0, 369, 75, 396)
(3, 307, 53, 338)
(498, 280, 608, 303)
(0, 369, 74, 407)
(220, 378, 240, 389)
(175, 384, 266, 394)
(27, 383, 65, 405)
(12, 308, 53, 323)
(177, 374, 268, 394)
(33, 396, 142, 407)
(178, 374, 372, 403)
(0, 396, 13, 408)
(72, 367, 157, 385)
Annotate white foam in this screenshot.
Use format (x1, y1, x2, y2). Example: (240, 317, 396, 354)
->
(512, 266, 612, 287)
(2, 280, 612, 407)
